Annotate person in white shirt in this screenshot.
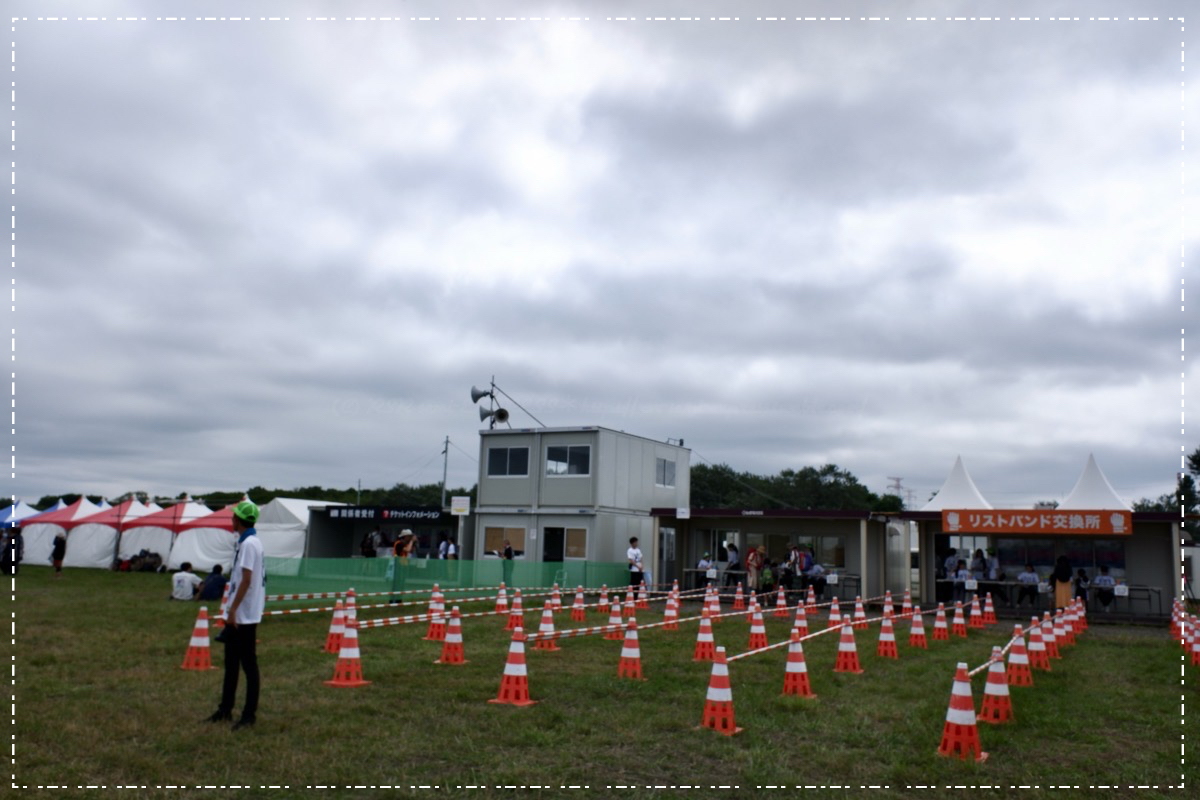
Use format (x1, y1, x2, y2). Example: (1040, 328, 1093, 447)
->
(206, 500, 265, 731)
(1016, 564, 1040, 608)
(627, 536, 644, 591)
(1092, 565, 1117, 611)
(171, 562, 202, 601)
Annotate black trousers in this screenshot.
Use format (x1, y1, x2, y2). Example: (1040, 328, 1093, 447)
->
(220, 623, 259, 720)
(629, 571, 644, 591)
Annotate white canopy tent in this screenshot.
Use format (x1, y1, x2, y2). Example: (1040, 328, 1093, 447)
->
(921, 456, 993, 511)
(119, 498, 211, 565)
(170, 506, 237, 572)
(2, 500, 42, 528)
(1059, 454, 1132, 510)
(64, 500, 158, 569)
(256, 497, 343, 559)
(20, 498, 103, 565)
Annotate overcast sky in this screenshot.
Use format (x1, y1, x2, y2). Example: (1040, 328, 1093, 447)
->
(8, 0, 1193, 509)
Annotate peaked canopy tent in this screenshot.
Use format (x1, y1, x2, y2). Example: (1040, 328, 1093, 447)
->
(2, 500, 42, 528)
(62, 499, 158, 569)
(921, 456, 993, 511)
(1059, 454, 1132, 510)
(257, 497, 343, 560)
(119, 499, 212, 565)
(171, 506, 237, 572)
(19, 498, 103, 565)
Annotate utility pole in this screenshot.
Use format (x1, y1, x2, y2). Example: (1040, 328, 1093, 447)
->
(356, 479, 361, 506)
(441, 435, 450, 509)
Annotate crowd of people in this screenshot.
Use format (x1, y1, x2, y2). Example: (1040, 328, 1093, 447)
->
(940, 548, 1122, 612)
(702, 541, 829, 600)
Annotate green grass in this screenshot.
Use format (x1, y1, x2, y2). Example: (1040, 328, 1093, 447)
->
(5, 567, 1198, 798)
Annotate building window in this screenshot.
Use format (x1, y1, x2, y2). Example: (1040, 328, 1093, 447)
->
(487, 446, 529, 477)
(546, 444, 590, 476)
(484, 526, 526, 556)
(656, 457, 676, 487)
(565, 528, 587, 559)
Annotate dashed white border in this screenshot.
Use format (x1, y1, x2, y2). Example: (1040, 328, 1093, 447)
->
(7, 13, 1189, 793)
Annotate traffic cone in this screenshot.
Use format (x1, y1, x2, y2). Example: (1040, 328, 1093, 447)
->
(876, 615, 899, 659)
(933, 603, 950, 641)
(181, 607, 217, 671)
(782, 631, 816, 698)
(428, 584, 445, 621)
(604, 602, 625, 640)
(1042, 612, 1061, 659)
(623, 587, 637, 618)
(323, 600, 346, 654)
(637, 581, 650, 610)
(1057, 610, 1074, 647)
(533, 601, 560, 651)
(733, 583, 746, 610)
(571, 586, 586, 622)
(827, 598, 842, 630)
(663, 594, 679, 631)
(1006, 625, 1033, 687)
(488, 628, 536, 707)
(852, 596, 868, 630)
(952, 602, 968, 638)
(936, 662, 988, 762)
(1076, 598, 1088, 632)
(617, 618, 646, 680)
(324, 618, 370, 687)
(968, 595, 984, 629)
(214, 583, 230, 628)
(774, 585, 789, 618)
(699, 647, 742, 735)
(747, 605, 768, 650)
(693, 607, 716, 661)
(883, 590, 894, 619)
(834, 623, 863, 674)
(494, 583, 509, 614)
(1027, 618, 1051, 671)
(436, 606, 467, 665)
(505, 589, 525, 631)
(424, 605, 447, 641)
(909, 606, 928, 649)
(977, 646, 1013, 724)
(792, 602, 809, 638)
(983, 593, 997, 625)
(805, 585, 817, 616)
(901, 588, 912, 619)
(550, 583, 563, 613)
(1190, 622, 1200, 667)
(597, 585, 610, 616)
(345, 588, 358, 630)
(707, 588, 722, 623)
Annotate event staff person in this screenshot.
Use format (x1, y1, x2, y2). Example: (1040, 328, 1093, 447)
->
(206, 500, 265, 731)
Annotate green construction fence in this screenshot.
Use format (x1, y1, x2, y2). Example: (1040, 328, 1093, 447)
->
(262, 557, 632, 598)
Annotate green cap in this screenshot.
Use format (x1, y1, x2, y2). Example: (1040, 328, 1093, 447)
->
(232, 500, 259, 525)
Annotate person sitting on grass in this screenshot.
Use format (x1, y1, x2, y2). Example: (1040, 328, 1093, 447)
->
(172, 562, 203, 600)
(198, 565, 228, 601)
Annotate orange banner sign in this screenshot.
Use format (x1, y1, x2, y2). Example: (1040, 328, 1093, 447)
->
(941, 509, 1132, 536)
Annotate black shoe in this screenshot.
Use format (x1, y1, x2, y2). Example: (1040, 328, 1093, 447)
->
(205, 709, 233, 723)
(231, 716, 256, 731)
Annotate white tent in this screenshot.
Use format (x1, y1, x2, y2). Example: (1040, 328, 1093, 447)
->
(20, 498, 103, 565)
(2, 500, 42, 528)
(256, 497, 343, 559)
(1059, 454, 1131, 510)
(921, 456, 993, 511)
(120, 498, 212, 566)
(65, 500, 157, 569)
(170, 506, 237, 572)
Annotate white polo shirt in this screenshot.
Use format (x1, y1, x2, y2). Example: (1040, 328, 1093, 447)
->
(228, 532, 266, 625)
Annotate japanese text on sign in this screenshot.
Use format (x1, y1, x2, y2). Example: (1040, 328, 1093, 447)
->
(941, 509, 1131, 536)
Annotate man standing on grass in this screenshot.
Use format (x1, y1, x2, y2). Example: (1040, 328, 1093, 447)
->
(627, 536, 644, 592)
(206, 500, 265, 731)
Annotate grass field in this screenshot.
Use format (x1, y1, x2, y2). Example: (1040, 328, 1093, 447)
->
(6, 567, 1197, 798)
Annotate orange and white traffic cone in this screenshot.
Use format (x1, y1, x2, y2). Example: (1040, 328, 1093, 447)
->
(181, 607, 217, 671)
(774, 585, 789, 618)
(623, 587, 637, 618)
(733, 583, 746, 610)
(597, 585, 610, 616)
(637, 581, 650, 610)
(427, 584, 445, 621)
(901, 588, 912, 619)
(571, 586, 586, 622)
(933, 603, 950, 641)
(604, 602, 625, 641)
(1075, 598, 1088, 632)
(700, 646, 742, 736)
(1042, 612, 1061, 659)
(883, 590, 894, 619)
(782, 631, 816, 698)
(983, 593, 997, 625)
(805, 585, 817, 616)
(852, 596, 868, 630)
(968, 595, 984, 629)
(909, 606, 928, 649)
(693, 607, 716, 661)
(1190, 620, 1200, 666)
(834, 623, 863, 674)
(747, 605, 768, 650)
(324, 618, 371, 688)
(1027, 617, 1051, 671)
(424, 610, 447, 642)
(707, 587, 722, 623)
(550, 583, 563, 614)
(488, 628, 536, 707)
(324, 599, 345, 654)
(533, 601, 560, 651)
(617, 618, 646, 680)
(978, 646, 1013, 724)
(663, 595, 679, 631)
(345, 588, 358, 630)
(936, 662, 987, 762)
(876, 615, 899, 659)
(436, 607, 467, 665)
(505, 589, 525, 631)
(1056, 610, 1074, 648)
(827, 598, 842, 630)
(952, 602, 968, 638)
(494, 583, 509, 614)
(1006, 624, 1033, 687)
(214, 583, 230, 628)
(792, 602, 809, 638)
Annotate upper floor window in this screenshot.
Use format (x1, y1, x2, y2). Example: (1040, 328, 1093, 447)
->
(487, 446, 529, 477)
(656, 457, 676, 487)
(546, 444, 591, 476)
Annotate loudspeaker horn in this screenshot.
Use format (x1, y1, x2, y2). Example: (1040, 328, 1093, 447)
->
(470, 386, 492, 404)
(479, 406, 510, 423)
